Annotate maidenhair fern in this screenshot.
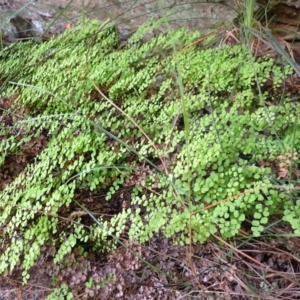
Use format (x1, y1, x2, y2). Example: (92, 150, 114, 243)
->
(0, 18, 299, 291)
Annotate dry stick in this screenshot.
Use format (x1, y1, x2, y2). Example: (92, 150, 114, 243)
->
(2, 277, 53, 292)
(91, 83, 169, 175)
(259, 240, 300, 264)
(191, 186, 265, 215)
(212, 233, 286, 275)
(190, 183, 293, 215)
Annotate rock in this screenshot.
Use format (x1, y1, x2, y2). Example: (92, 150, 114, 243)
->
(10, 15, 35, 38)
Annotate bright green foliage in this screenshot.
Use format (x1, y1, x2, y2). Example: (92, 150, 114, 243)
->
(45, 284, 73, 300)
(0, 18, 299, 287)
